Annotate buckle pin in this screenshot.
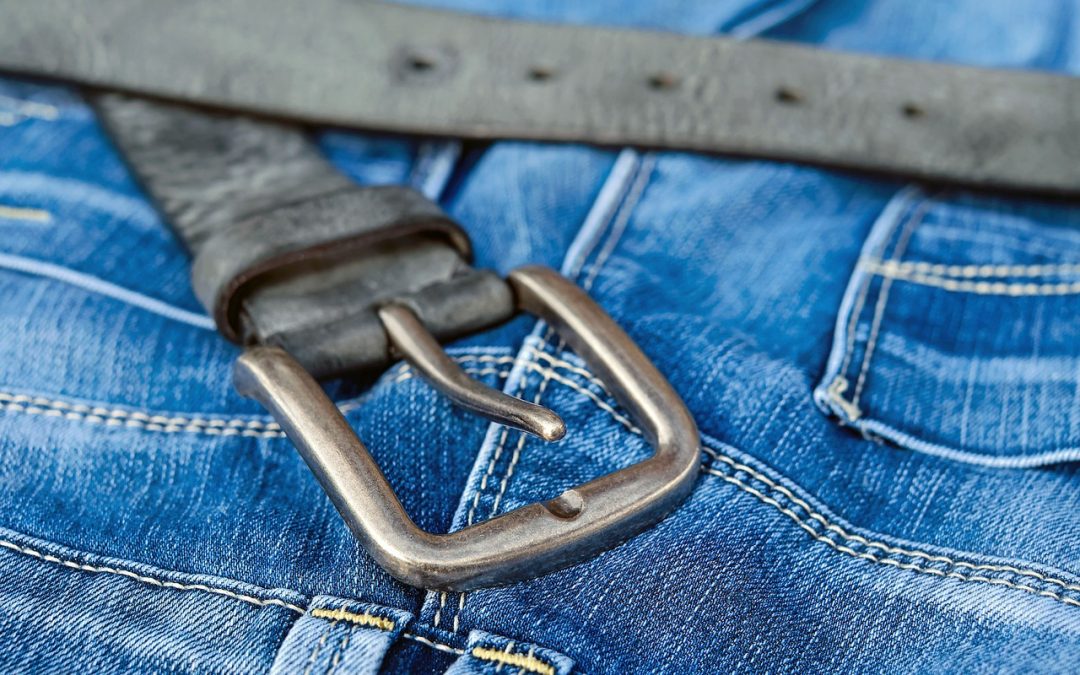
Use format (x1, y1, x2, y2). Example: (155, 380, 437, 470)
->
(377, 302, 566, 442)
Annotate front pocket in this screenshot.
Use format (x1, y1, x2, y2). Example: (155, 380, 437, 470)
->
(815, 187, 1080, 468)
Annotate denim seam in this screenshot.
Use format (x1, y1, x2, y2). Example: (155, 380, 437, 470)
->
(862, 259, 1080, 279)
(443, 153, 657, 632)
(851, 197, 934, 408)
(302, 621, 336, 675)
(493, 368, 1080, 607)
(326, 630, 351, 675)
(0, 533, 467, 655)
(704, 464, 1080, 608)
(9, 358, 1077, 601)
(0, 357, 515, 439)
(860, 259, 1080, 295)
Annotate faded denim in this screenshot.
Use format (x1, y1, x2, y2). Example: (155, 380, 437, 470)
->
(1, 0, 1079, 672)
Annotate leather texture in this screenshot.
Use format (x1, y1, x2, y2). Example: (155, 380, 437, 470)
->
(3, 0, 1080, 193)
(95, 94, 511, 377)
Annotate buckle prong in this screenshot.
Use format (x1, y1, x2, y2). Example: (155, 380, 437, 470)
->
(234, 265, 700, 590)
(377, 302, 566, 442)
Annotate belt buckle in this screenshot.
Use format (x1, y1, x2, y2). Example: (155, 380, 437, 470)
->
(234, 265, 700, 590)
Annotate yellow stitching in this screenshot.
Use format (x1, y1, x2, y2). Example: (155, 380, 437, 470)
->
(862, 258, 1080, 279)
(472, 646, 556, 675)
(0, 205, 52, 223)
(705, 467, 1080, 609)
(862, 260, 1080, 296)
(0, 538, 305, 612)
(310, 608, 395, 631)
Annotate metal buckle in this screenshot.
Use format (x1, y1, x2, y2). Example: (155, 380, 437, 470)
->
(234, 265, 700, 590)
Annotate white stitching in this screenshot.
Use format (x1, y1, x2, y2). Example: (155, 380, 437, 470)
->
(861, 259, 1080, 296)
(0, 360, 514, 439)
(402, 632, 465, 655)
(488, 364, 1080, 605)
(580, 156, 656, 292)
(0, 538, 306, 613)
(704, 468, 1080, 609)
(851, 198, 934, 407)
(865, 259, 1080, 279)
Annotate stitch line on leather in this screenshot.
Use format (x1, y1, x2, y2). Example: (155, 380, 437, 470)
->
(310, 608, 396, 631)
(0, 205, 52, 222)
(472, 645, 556, 675)
(860, 259, 1080, 295)
(0, 537, 306, 613)
(851, 196, 935, 408)
(862, 259, 1080, 279)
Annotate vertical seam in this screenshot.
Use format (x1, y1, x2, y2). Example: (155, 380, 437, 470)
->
(851, 197, 935, 408)
(438, 150, 653, 634)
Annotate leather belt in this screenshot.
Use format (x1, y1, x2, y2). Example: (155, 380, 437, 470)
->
(3, 0, 1080, 194)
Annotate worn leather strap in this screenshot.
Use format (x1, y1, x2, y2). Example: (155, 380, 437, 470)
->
(95, 93, 511, 377)
(4, 0, 1080, 194)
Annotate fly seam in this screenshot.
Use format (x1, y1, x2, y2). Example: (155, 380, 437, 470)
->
(851, 196, 935, 408)
(580, 154, 657, 292)
(438, 360, 532, 629)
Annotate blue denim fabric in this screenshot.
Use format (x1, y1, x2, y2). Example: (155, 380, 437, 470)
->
(2, 0, 1080, 672)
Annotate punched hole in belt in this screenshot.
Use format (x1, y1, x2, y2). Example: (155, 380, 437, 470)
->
(647, 72, 680, 90)
(775, 86, 803, 104)
(528, 66, 557, 82)
(902, 103, 926, 118)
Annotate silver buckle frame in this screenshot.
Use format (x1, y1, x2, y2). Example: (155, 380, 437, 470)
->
(234, 265, 700, 590)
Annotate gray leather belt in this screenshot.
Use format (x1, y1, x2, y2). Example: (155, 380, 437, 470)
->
(4, 0, 1080, 194)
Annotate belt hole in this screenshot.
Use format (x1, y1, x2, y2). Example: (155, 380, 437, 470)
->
(528, 66, 556, 82)
(901, 103, 925, 118)
(647, 72, 680, 91)
(406, 54, 437, 72)
(775, 87, 802, 104)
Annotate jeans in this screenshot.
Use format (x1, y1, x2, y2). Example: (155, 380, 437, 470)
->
(1, 0, 1079, 672)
